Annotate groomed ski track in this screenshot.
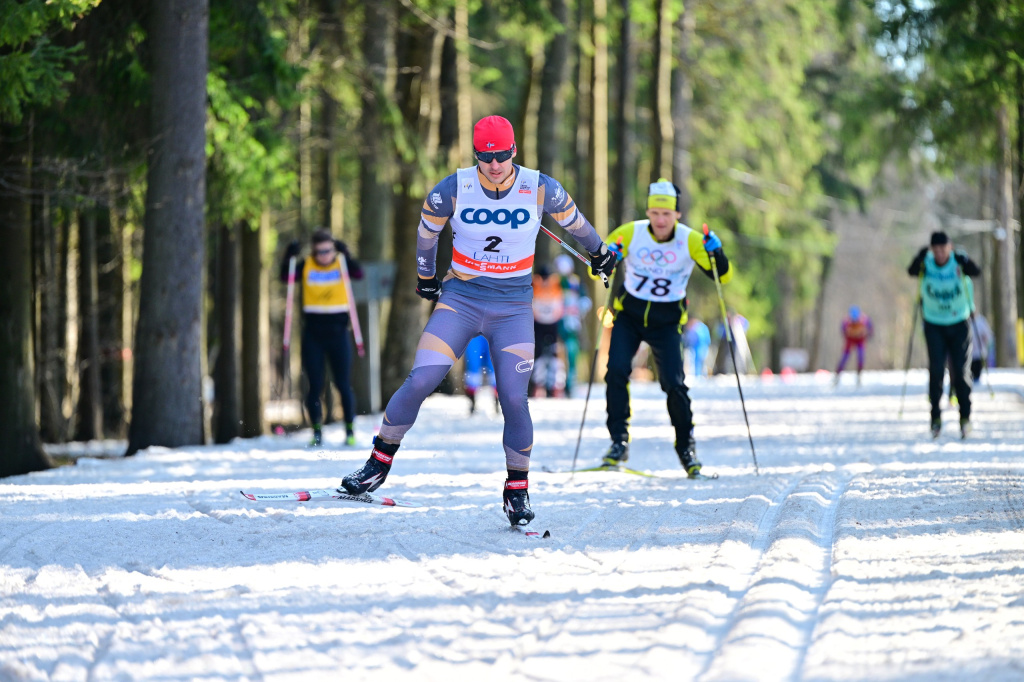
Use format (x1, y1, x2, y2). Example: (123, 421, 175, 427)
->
(2, 370, 1023, 681)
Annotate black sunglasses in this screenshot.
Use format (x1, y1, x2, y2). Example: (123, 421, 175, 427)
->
(314, 247, 334, 256)
(474, 148, 515, 164)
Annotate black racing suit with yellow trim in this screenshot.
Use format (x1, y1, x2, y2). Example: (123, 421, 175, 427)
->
(604, 224, 730, 459)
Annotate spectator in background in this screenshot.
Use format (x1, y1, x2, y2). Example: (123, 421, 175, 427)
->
(531, 265, 566, 397)
(554, 254, 591, 395)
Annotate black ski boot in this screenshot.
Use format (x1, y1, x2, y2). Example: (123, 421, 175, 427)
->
(503, 478, 535, 526)
(930, 417, 942, 439)
(341, 437, 398, 494)
(677, 441, 704, 479)
(602, 441, 629, 467)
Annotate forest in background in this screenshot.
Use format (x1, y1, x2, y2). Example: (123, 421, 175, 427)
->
(1, 0, 1021, 476)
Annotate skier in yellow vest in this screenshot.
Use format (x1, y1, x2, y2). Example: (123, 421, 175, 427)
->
(600, 179, 731, 478)
(281, 229, 362, 447)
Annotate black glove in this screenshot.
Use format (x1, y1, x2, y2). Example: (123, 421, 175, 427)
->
(416, 276, 441, 302)
(334, 239, 349, 256)
(954, 250, 968, 266)
(285, 239, 301, 259)
(589, 244, 616, 284)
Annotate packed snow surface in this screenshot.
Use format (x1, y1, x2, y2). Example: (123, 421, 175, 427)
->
(2, 370, 1023, 681)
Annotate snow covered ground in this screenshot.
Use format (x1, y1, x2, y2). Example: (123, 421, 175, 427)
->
(3, 369, 1023, 681)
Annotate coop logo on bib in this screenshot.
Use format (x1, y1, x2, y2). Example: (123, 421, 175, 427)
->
(459, 207, 532, 230)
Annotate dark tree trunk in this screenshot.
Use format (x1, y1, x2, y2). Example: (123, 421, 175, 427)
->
(34, 172, 68, 442)
(588, 0, 609, 235)
(651, 0, 673, 181)
(808, 254, 833, 371)
(573, 2, 592, 216)
(319, 88, 338, 232)
(0, 120, 52, 477)
(126, 0, 209, 455)
(75, 208, 103, 441)
(612, 0, 636, 226)
(993, 103, 1018, 367)
(671, 2, 695, 222)
(214, 220, 240, 443)
(240, 217, 266, 437)
(436, 31, 457, 278)
(1016, 65, 1023, 320)
(537, 0, 570, 265)
(381, 21, 436, 398)
(358, 0, 394, 261)
(96, 187, 127, 437)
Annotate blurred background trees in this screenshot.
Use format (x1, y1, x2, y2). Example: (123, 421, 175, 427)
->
(1, 0, 1021, 475)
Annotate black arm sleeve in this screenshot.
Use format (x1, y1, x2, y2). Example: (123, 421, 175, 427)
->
(954, 252, 982, 277)
(697, 248, 730, 281)
(279, 254, 304, 284)
(334, 239, 363, 280)
(907, 247, 928, 277)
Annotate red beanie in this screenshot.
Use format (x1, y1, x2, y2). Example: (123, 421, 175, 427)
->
(473, 116, 516, 152)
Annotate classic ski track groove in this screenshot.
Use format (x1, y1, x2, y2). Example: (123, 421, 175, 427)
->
(697, 469, 853, 682)
(1002, 470, 1024, 531)
(691, 471, 814, 679)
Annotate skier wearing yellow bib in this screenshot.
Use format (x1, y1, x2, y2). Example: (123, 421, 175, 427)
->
(601, 180, 731, 478)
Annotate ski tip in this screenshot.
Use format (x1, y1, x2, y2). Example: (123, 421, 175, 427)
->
(514, 526, 551, 539)
(240, 490, 256, 500)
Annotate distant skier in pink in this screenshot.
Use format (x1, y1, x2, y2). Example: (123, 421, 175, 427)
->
(834, 305, 873, 385)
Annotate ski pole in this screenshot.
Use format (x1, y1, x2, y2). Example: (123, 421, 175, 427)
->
(897, 298, 920, 419)
(968, 314, 994, 399)
(540, 226, 609, 287)
(283, 256, 297, 398)
(570, 282, 617, 481)
(703, 224, 759, 475)
(338, 255, 365, 357)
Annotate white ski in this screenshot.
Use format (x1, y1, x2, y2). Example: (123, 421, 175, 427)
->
(240, 488, 420, 508)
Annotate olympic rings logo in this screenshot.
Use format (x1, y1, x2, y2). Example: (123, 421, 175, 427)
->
(636, 247, 677, 266)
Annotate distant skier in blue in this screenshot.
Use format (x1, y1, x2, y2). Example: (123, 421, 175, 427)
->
(685, 318, 711, 378)
(463, 334, 497, 414)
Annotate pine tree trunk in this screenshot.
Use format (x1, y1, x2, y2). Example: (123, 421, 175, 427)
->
(994, 103, 1019, 367)
(358, 0, 394, 261)
(75, 207, 103, 441)
(126, 0, 209, 455)
(35, 171, 68, 442)
(652, 0, 674, 182)
(573, 2, 592, 216)
(0, 120, 52, 477)
(96, 185, 127, 437)
(672, 3, 695, 223)
(1016, 65, 1023, 324)
(214, 220, 240, 443)
(612, 0, 636, 226)
(382, 22, 437, 398)
(240, 216, 266, 437)
(319, 89, 338, 232)
(536, 0, 570, 265)
(588, 0, 609, 238)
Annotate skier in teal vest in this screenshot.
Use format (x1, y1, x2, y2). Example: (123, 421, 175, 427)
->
(907, 231, 981, 439)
